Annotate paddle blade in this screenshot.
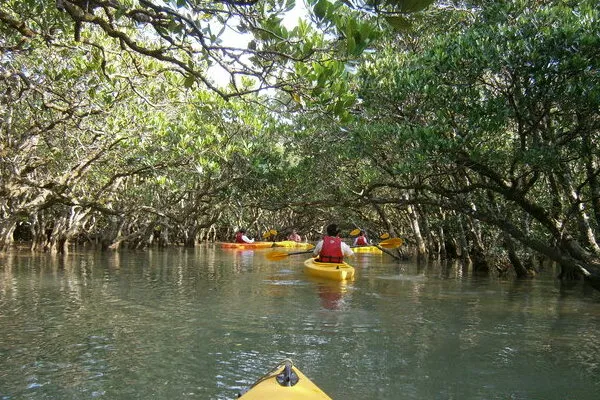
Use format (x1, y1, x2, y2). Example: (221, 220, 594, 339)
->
(350, 228, 361, 236)
(266, 249, 314, 261)
(379, 233, 390, 239)
(266, 251, 291, 261)
(378, 237, 404, 248)
(262, 231, 271, 238)
(269, 229, 278, 236)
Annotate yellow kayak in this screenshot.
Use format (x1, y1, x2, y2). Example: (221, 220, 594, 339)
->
(272, 241, 315, 249)
(238, 359, 332, 400)
(352, 245, 382, 254)
(304, 258, 355, 281)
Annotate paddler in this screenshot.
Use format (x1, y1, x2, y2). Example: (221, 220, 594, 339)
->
(235, 228, 255, 243)
(312, 223, 354, 263)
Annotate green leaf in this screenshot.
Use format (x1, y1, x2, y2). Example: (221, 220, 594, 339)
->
(387, 0, 435, 13)
(313, 0, 330, 21)
(284, 0, 296, 12)
(347, 35, 356, 55)
(385, 16, 413, 31)
(184, 75, 195, 88)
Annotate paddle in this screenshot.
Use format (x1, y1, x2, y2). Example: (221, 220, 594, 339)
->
(262, 229, 278, 239)
(349, 228, 361, 236)
(265, 237, 403, 261)
(374, 237, 403, 248)
(266, 249, 315, 261)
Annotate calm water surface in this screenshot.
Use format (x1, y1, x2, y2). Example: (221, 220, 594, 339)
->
(1, 245, 599, 399)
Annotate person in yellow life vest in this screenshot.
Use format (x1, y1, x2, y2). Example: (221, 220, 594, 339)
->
(287, 229, 302, 242)
(353, 230, 369, 246)
(234, 228, 254, 243)
(313, 223, 354, 263)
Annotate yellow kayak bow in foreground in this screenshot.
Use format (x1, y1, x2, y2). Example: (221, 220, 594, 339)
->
(238, 359, 332, 399)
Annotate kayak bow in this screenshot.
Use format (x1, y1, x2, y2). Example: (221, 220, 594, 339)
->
(238, 359, 332, 400)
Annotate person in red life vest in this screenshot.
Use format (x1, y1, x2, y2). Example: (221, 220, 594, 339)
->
(287, 229, 302, 242)
(234, 228, 255, 243)
(312, 223, 354, 263)
(353, 230, 369, 246)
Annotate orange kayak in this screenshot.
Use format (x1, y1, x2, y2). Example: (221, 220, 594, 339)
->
(220, 242, 273, 249)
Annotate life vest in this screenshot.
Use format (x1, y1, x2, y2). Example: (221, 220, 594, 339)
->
(319, 236, 343, 263)
(235, 232, 245, 243)
(355, 236, 368, 246)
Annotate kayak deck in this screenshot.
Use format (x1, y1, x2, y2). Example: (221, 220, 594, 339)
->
(352, 245, 383, 254)
(304, 258, 355, 281)
(238, 359, 332, 400)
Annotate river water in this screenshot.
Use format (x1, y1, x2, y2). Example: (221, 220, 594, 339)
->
(0, 245, 599, 399)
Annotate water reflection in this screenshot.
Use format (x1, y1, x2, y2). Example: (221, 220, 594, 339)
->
(229, 249, 256, 273)
(312, 280, 351, 311)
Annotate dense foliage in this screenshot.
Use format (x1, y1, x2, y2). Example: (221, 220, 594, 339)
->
(345, 0, 600, 279)
(2, 1, 599, 286)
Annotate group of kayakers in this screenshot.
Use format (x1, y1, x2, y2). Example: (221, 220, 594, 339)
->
(235, 223, 370, 263)
(234, 228, 304, 244)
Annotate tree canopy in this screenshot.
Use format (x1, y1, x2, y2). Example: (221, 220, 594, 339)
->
(2, 0, 600, 287)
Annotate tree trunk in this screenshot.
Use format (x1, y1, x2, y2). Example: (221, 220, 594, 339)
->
(183, 231, 196, 247)
(582, 132, 600, 230)
(47, 207, 91, 254)
(405, 193, 426, 260)
(103, 217, 126, 250)
(30, 213, 50, 251)
(416, 205, 436, 260)
(47, 216, 69, 254)
(466, 215, 489, 274)
(558, 169, 600, 255)
(503, 233, 535, 278)
(0, 219, 16, 252)
(456, 215, 470, 264)
(439, 225, 447, 260)
(157, 224, 170, 247)
(373, 204, 397, 238)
